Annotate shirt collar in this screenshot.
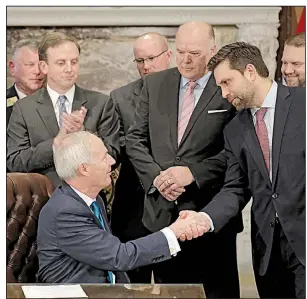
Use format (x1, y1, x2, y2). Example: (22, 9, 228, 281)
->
(14, 84, 28, 99)
(181, 71, 212, 89)
(47, 84, 75, 108)
(250, 81, 278, 117)
(70, 185, 95, 207)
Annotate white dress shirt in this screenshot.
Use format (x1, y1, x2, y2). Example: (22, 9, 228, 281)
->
(204, 81, 278, 231)
(70, 186, 181, 257)
(47, 84, 75, 125)
(14, 84, 27, 99)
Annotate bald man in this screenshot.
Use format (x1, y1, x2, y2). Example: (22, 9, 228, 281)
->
(110, 32, 172, 283)
(125, 22, 242, 297)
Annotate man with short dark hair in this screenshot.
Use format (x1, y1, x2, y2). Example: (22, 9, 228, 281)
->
(7, 39, 45, 126)
(180, 41, 305, 299)
(281, 32, 305, 87)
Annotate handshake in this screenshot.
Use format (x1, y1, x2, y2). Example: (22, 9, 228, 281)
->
(168, 210, 212, 242)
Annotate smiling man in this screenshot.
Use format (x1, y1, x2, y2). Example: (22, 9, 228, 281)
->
(7, 32, 120, 187)
(7, 40, 45, 126)
(281, 32, 305, 87)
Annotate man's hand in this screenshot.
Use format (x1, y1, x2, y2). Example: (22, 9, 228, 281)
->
(168, 212, 210, 239)
(178, 210, 211, 241)
(155, 166, 195, 192)
(61, 106, 87, 133)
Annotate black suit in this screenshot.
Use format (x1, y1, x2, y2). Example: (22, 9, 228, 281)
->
(7, 85, 19, 127)
(126, 68, 242, 298)
(203, 84, 305, 298)
(110, 79, 153, 282)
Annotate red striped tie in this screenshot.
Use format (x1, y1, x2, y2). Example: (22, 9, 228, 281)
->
(255, 108, 270, 173)
(178, 81, 197, 145)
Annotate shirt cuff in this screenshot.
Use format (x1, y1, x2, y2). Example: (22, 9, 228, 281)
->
(160, 227, 181, 256)
(199, 212, 215, 232)
(148, 185, 157, 195)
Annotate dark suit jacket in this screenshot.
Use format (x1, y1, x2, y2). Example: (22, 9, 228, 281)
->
(126, 67, 243, 232)
(110, 79, 149, 241)
(37, 183, 171, 283)
(7, 85, 19, 127)
(202, 84, 305, 276)
(7, 85, 120, 187)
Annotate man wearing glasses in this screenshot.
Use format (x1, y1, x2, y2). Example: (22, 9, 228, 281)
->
(110, 32, 172, 283)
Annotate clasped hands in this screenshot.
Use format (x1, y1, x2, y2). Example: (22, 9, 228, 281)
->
(169, 210, 212, 241)
(153, 166, 194, 201)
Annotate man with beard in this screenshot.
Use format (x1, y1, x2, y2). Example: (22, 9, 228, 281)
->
(281, 32, 305, 87)
(125, 22, 241, 298)
(7, 39, 45, 126)
(110, 32, 172, 283)
(179, 42, 305, 299)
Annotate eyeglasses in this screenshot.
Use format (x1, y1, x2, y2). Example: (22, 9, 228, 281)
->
(133, 50, 167, 65)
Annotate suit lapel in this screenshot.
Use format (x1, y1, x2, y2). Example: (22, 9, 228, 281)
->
(241, 110, 271, 186)
(7, 85, 19, 99)
(165, 69, 181, 150)
(131, 78, 143, 107)
(72, 85, 88, 111)
(272, 85, 291, 190)
(179, 74, 218, 147)
(36, 88, 59, 137)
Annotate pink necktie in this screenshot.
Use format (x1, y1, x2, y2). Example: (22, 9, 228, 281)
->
(255, 108, 270, 173)
(178, 81, 197, 145)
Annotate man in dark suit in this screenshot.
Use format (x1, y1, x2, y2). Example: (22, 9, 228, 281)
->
(7, 32, 120, 188)
(125, 22, 241, 298)
(37, 131, 207, 283)
(7, 39, 45, 126)
(180, 42, 305, 298)
(110, 32, 172, 283)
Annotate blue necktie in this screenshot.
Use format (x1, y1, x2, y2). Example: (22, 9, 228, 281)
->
(90, 201, 114, 284)
(58, 95, 67, 127)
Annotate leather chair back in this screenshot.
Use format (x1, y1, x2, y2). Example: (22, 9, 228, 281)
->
(7, 173, 54, 282)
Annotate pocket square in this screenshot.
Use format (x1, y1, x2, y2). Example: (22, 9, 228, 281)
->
(208, 109, 228, 114)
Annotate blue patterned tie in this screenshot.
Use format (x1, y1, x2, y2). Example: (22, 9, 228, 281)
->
(90, 201, 114, 284)
(58, 95, 67, 127)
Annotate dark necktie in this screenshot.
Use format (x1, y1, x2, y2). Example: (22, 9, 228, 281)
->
(90, 201, 114, 283)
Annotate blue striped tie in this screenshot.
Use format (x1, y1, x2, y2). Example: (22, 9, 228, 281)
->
(58, 95, 67, 127)
(90, 201, 114, 284)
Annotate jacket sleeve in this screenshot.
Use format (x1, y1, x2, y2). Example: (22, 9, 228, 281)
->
(7, 102, 54, 172)
(125, 78, 162, 194)
(55, 206, 172, 272)
(201, 131, 252, 232)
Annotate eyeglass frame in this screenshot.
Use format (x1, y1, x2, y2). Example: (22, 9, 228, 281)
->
(133, 50, 168, 65)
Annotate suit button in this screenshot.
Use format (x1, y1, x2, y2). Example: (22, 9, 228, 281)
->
(272, 193, 278, 199)
(175, 156, 181, 162)
(270, 222, 275, 227)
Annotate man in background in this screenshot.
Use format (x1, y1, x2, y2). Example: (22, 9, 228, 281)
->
(110, 32, 172, 283)
(7, 39, 45, 126)
(281, 32, 305, 87)
(7, 32, 120, 188)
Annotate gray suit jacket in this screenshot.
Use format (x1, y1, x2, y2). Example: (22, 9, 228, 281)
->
(37, 183, 172, 283)
(110, 79, 149, 241)
(7, 85, 120, 187)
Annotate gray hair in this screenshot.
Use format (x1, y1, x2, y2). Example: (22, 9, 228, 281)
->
(53, 131, 96, 181)
(12, 39, 39, 61)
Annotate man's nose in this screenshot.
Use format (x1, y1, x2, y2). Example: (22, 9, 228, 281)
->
(108, 154, 116, 166)
(284, 64, 294, 74)
(33, 63, 41, 75)
(221, 88, 229, 99)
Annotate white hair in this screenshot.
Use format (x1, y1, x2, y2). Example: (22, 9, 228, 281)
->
(53, 131, 96, 181)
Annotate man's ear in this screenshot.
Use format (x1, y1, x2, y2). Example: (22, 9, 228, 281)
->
(244, 64, 257, 82)
(8, 60, 16, 77)
(39, 60, 48, 75)
(78, 163, 90, 177)
(166, 49, 173, 66)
